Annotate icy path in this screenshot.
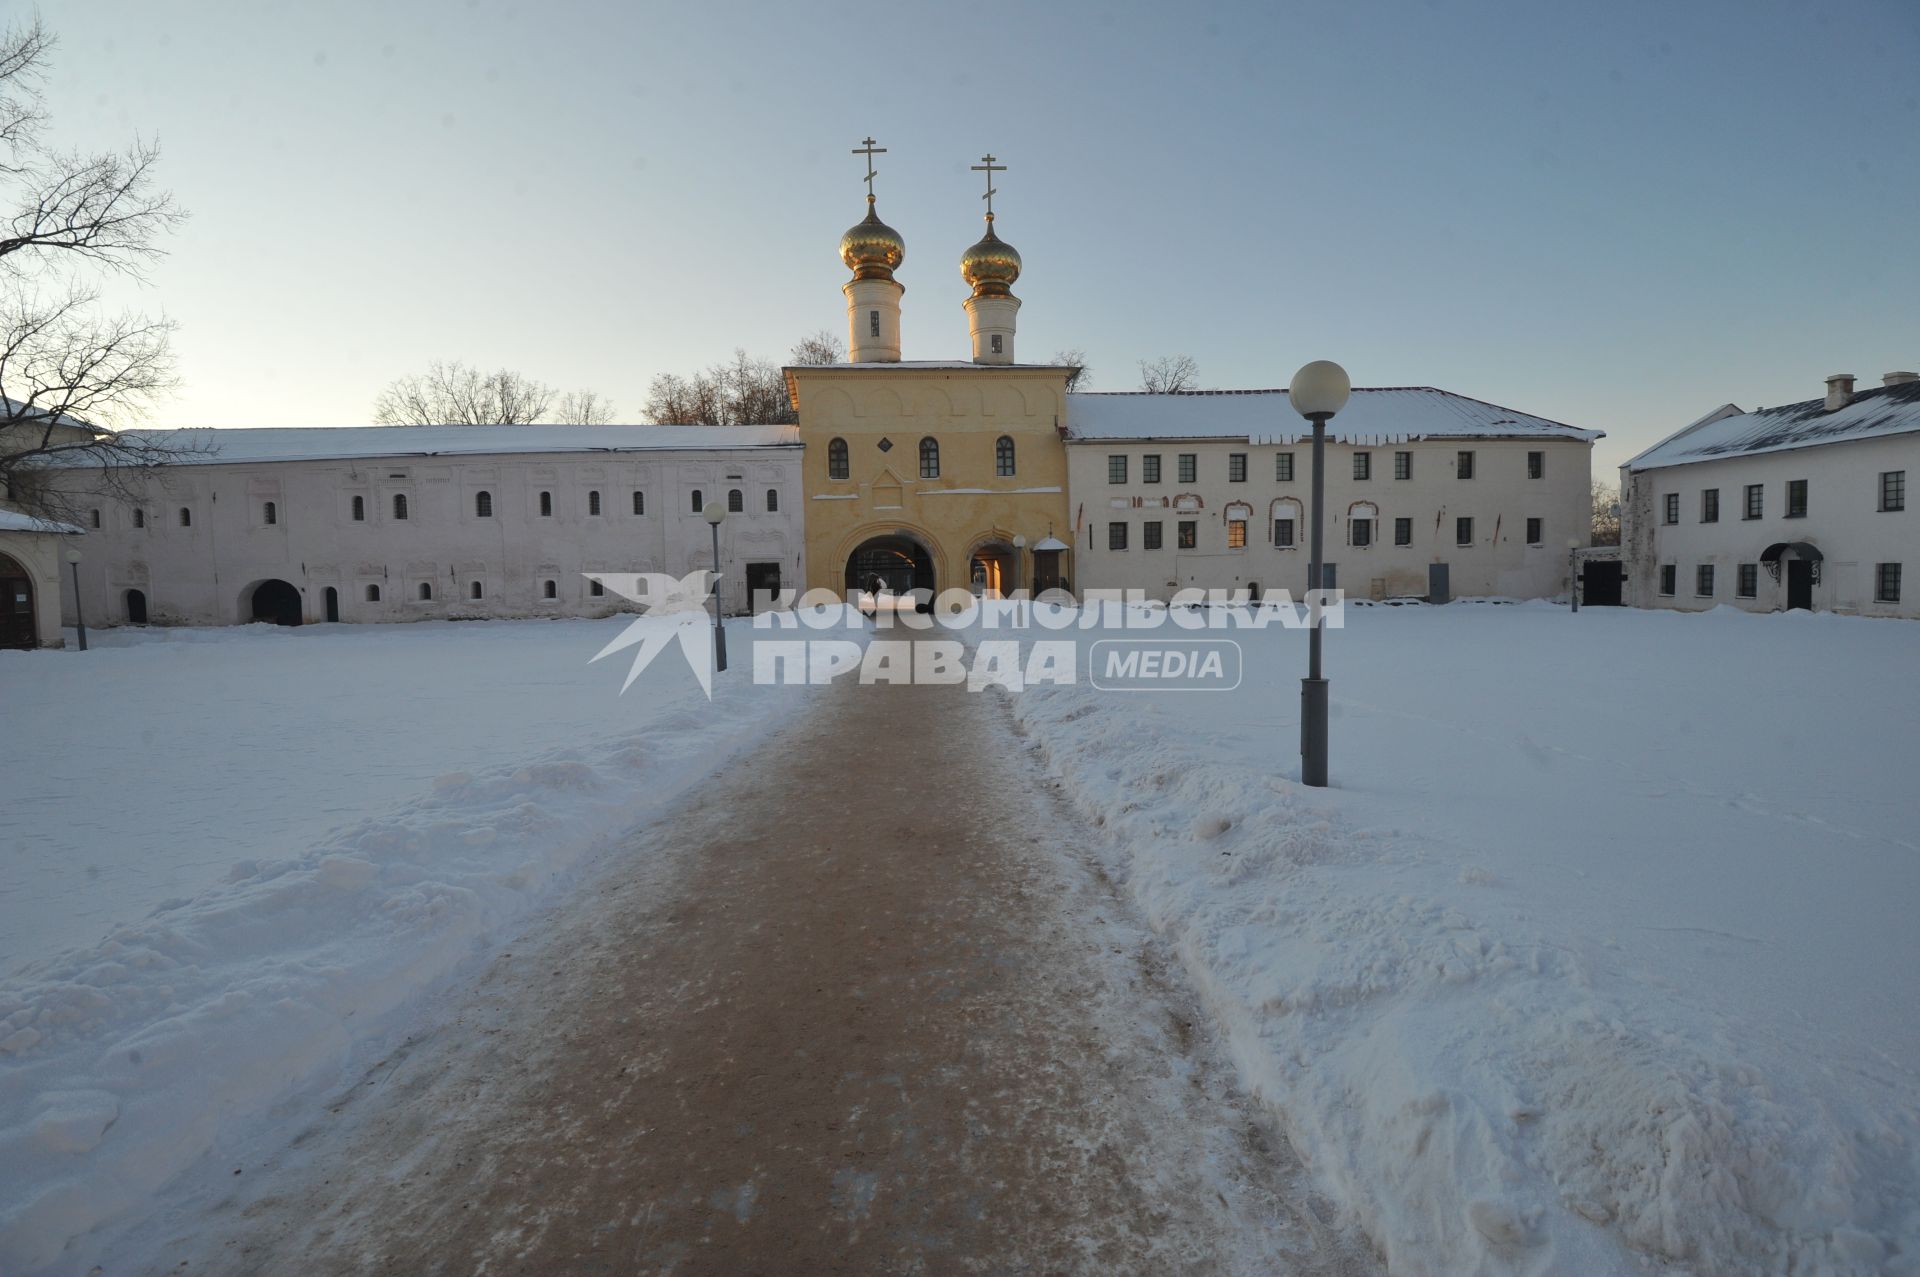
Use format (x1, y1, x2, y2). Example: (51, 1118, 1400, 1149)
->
(116, 677, 1381, 1275)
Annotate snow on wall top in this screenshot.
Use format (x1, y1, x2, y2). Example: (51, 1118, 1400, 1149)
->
(68, 424, 802, 467)
(0, 509, 84, 534)
(1065, 387, 1601, 446)
(1624, 380, 1920, 472)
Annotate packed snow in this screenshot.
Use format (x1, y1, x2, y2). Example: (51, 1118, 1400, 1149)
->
(973, 600, 1919, 1275)
(0, 615, 816, 1272)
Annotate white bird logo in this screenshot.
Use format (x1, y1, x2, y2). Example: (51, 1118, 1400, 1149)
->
(585, 570, 721, 698)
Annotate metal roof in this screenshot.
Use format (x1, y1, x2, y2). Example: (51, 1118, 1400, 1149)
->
(50, 424, 801, 467)
(1625, 381, 1920, 472)
(1064, 387, 1600, 445)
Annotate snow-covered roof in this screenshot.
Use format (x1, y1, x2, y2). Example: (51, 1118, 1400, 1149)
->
(0, 509, 84, 535)
(1624, 381, 1920, 472)
(1065, 387, 1601, 445)
(70, 424, 800, 467)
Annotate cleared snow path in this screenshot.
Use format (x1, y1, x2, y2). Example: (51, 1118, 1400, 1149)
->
(116, 675, 1381, 1275)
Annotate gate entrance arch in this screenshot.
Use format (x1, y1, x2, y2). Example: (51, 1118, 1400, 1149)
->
(845, 534, 935, 601)
(248, 579, 303, 626)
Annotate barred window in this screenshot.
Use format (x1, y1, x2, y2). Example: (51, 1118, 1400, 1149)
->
(919, 437, 940, 479)
(352, 495, 365, 522)
(1349, 517, 1371, 547)
(1744, 484, 1763, 519)
(1393, 451, 1411, 480)
(828, 438, 849, 480)
(1228, 519, 1247, 548)
(1527, 451, 1544, 480)
(1786, 479, 1807, 518)
(476, 491, 493, 517)
(588, 490, 602, 517)
(1737, 564, 1758, 598)
(1880, 470, 1905, 512)
(1178, 520, 1197, 549)
(728, 488, 743, 513)
(544, 579, 558, 599)
(1701, 489, 1718, 522)
(1394, 516, 1412, 545)
(179, 507, 192, 527)
(1143, 521, 1163, 549)
(1274, 517, 1295, 547)
(1178, 454, 1197, 484)
(1352, 452, 1370, 481)
(1696, 565, 1715, 597)
(366, 584, 381, 602)
(1108, 454, 1128, 484)
(263, 501, 277, 526)
(1663, 493, 1679, 524)
(632, 490, 645, 515)
(1277, 452, 1295, 482)
(995, 435, 1016, 477)
(1229, 453, 1248, 483)
(690, 489, 703, 514)
(1108, 521, 1128, 551)
(1877, 562, 1902, 604)
(1456, 516, 1473, 545)
(766, 488, 779, 512)
(1143, 454, 1161, 484)
(1456, 450, 1475, 480)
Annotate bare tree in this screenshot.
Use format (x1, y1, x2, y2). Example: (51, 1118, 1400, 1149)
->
(372, 360, 557, 426)
(553, 389, 617, 425)
(1591, 481, 1621, 546)
(0, 16, 190, 518)
(1138, 355, 1199, 394)
(788, 330, 844, 367)
(1051, 349, 1091, 392)
(644, 339, 829, 425)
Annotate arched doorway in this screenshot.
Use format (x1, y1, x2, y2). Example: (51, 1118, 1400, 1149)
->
(967, 539, 1016, 596)
(125, 589, 148, 624)
(1761, 542, 1822, 611)
(324, 586, 340, 623)
(845, 534, 935, 601)
(249, 579, 303, 626)
(1, 553, 35, 650)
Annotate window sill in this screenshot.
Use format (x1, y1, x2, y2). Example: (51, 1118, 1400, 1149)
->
(1783, 513, 1806, 519)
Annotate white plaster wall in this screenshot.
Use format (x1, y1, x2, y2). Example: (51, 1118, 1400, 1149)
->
(49, 446, 805, 628)
(1067, 437, 1592, 601)
(1621, 433, 1917, 618)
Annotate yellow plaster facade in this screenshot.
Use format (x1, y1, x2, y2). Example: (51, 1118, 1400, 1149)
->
(786, 364, 1075, 597)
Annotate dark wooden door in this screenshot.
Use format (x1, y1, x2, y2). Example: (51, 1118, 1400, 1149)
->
(1787, 559, 1813, 610)
(324, 587, 340, 623)
(125, 589, 148, 624)
(744, 563, 780, 612)
(1032, 550, 1061, 593)
(1, 568, 34, 649)
(1582, 561, 1624, 606)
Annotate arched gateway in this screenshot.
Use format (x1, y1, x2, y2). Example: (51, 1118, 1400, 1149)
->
(248, 579, 303, 626)
(845, 534, 935, 599)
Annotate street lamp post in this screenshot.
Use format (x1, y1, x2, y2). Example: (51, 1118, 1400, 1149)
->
(1288, 359, 1350, 788)
(65, 547, 87, 652)
(703, 501, 728, 673)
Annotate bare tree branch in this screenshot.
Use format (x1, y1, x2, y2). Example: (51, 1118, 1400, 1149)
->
(553, 389, 616, 425)
(1051, 348, 1090, 392)
(1139, 355, 1199, 394)
(372, 361, 557, 425)
(788, 330, 844, 367)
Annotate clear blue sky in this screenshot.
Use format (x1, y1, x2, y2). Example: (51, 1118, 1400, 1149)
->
(33, 0, 1920, 471)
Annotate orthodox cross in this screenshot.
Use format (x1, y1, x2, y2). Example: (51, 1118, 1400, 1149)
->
(853, 136, 887, 199)
(971, 153, 1006, 218)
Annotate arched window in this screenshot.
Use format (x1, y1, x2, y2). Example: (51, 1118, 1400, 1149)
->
(539, 491, 553, 517)
(263, 501, 277, 526)
(766, 488, 779, 512)
(828, 437, 850, 480)
(178, 507, 191, 527)
(589, 578, 605, 597)
(132, 508, 145, 528)
(418, 581, 432, 600)
(919, 437, 940, 479)
(995, 436, 1015, 477)
(728, 488, 743, 513)
(470, 581, 484, 599)
(393, 494, 408, 520)
(90, 509, 101, 528)
(352, 495, 365, 522)
(475, 491, 493, 517)
(690, 489, 703, 514)
(366, 584, 381, 602)
(543, 579, 557, 599)
(588, 490, 601, 516)
(631, 490, 645, 515)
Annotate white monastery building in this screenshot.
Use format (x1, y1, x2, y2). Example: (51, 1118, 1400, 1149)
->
(1620, 371, 1917, 618)
(1066, 388, 1600, 602)
(42, 424, 803, 629)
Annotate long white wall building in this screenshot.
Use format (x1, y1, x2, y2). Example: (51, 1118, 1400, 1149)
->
(1620, 372, 1917, 618)
(1064, 388, 1599, 602)
(44, 425, 804, 629)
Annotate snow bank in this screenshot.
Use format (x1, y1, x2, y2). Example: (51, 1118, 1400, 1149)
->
(991, 603, 1920, 1275)
(0, 616, 818, 1272)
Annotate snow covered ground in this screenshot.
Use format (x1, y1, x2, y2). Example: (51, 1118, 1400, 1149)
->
(987, 600, 1919, 1276)
(0, 615, 815, 1272)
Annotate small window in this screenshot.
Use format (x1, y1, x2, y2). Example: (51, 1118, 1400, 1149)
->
(366, 584, 381, 602)
(262, 502, 276, 526)
(540, 491, 553, 517)
(1227, 519, 1248, 548)
(1659, 564, 1676, 596)
(1178, 520, 1197, 549)
(589, 578, 605, 597)
(919, 437, 939, 479)
(1695, 565, 1714, 597)
(869, 309, 880, 338)
(1108, 454, 1128, 485)
(1456, 516, 1473, 546)
(132, 507, 145, 529)
(1876, 562, 1902, 604)
(471, 580, 484, 600)
(1348, 517, 1370, 547)
(990, 333, 1003, 354)
(393, 494, 408, 520)
(476, 491, 493, 517)
(1394, 517, 1412, 546)
(1178, 454, 1197, 484)
(1736, 564, 1757, 598)
(1276, 452, 1294, 483)
(1456, 451, 1475, 480)
(1786, 479, 1808, 518)
(89, 508, 101, 528)
(1229, 453, 1248, 483)
(418, 581, 432, 601)
(995, 435, 1015, 477)
(1701, 489, 1718, 523)
(1527, 450, 1544, 480)
(1274, 517, 1295, 547)
(1881, 470, 1906, 512)
(632, 490, 645, 516)
(1352, 452, 1370, 481)
(1132, 454, 1156, 485)
(690, 489, 703, 514)
(766, 488, 779, 512)
(1663, 493, 1679, 524)
(1393, 451, 1411, 481)
(544, 579, 558, 599)
(828, 438, 849, 480)
(352, 495, 365, 522)
(727, 488, 743, 513)
(1744, 484, 1763, 520)
(588, 490, 602, 517)
(1108, 521, 1128, 551)
(1143, 520, 1163, 550)
(1526, 517, 1543, 545)
(178, 507, 192, 527)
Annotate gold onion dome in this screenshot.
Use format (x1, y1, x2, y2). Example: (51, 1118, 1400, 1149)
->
(959, 216, 1021, 297)
(840, 197, 905, 281)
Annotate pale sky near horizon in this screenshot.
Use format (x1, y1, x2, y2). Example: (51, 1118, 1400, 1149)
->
(26, 0, 1920, 473)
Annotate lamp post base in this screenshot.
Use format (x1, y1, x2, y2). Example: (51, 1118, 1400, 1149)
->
(714, 623, 728, 673)
(1300, 677, 1328, 787)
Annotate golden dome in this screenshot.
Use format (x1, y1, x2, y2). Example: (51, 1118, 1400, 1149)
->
(959, 216, 1021, 297)
(840, 198, 905, 281)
